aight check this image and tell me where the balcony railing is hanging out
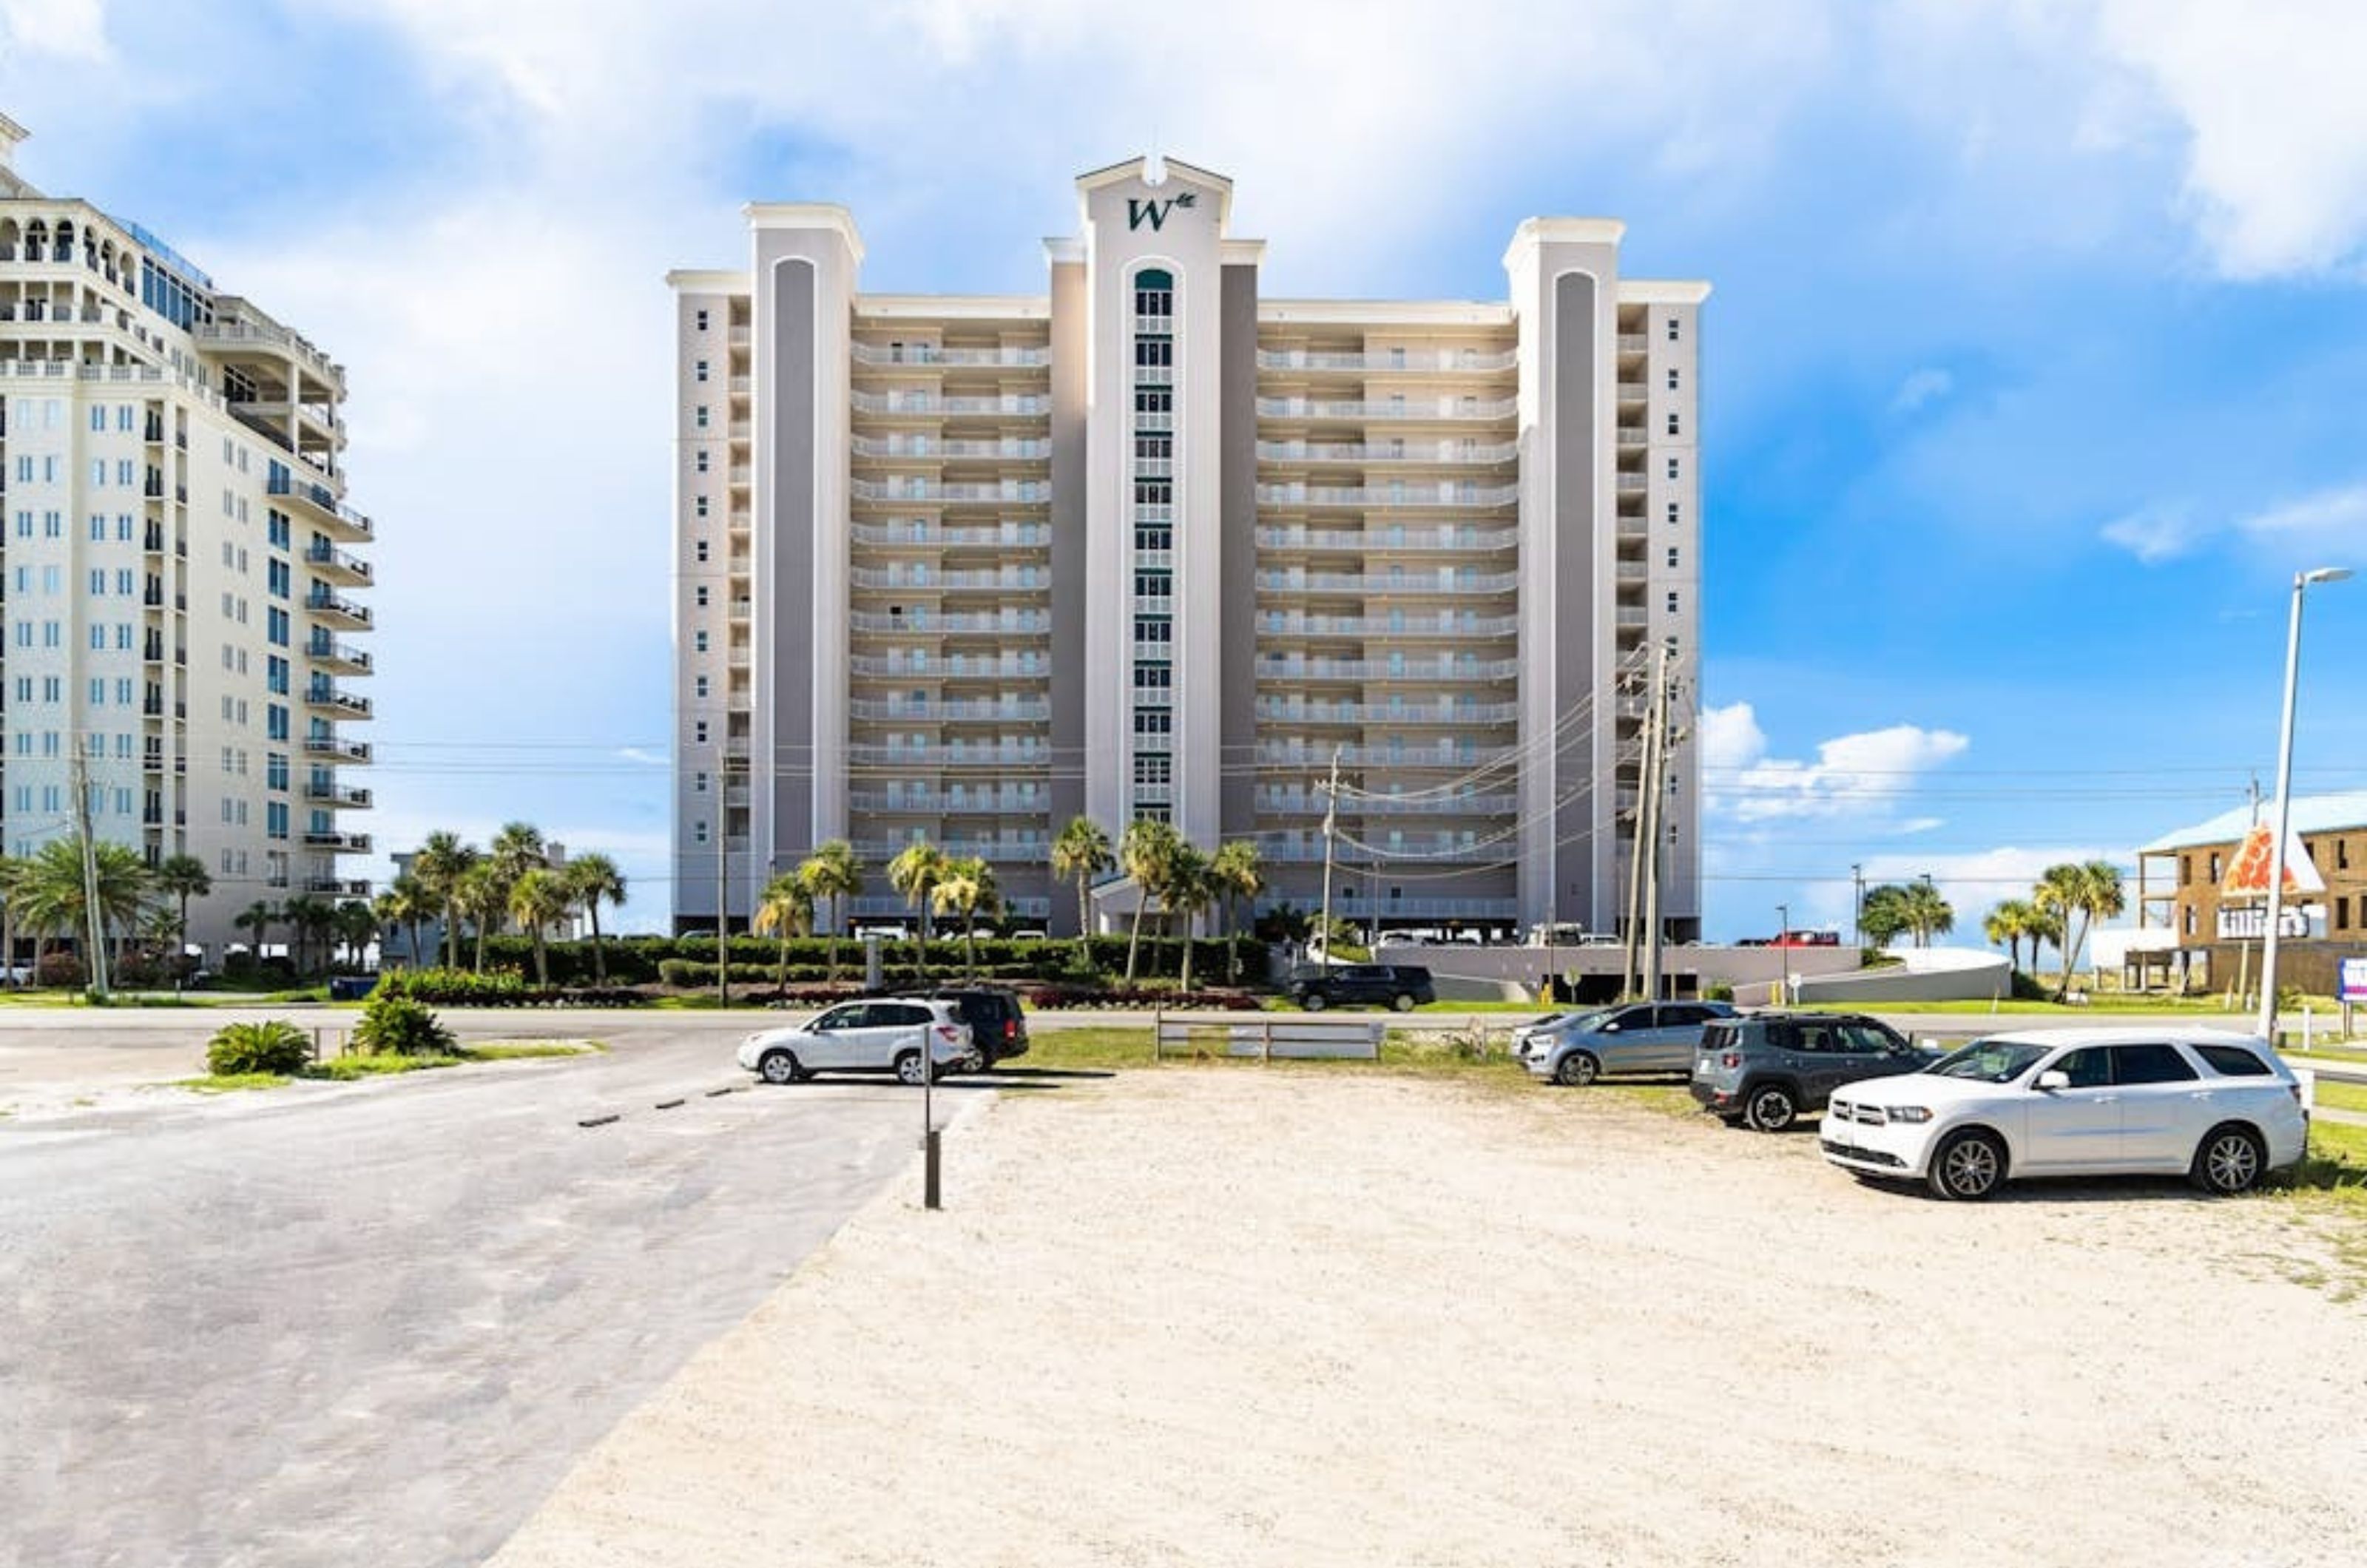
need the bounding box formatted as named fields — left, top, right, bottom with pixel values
left=851, top=392, right=1051, bottom=417
left=1256, top=570, right=1520, bottom=595
left=303, top=736, right=373, bottom=763
left=1618, top=334, right=1651, bottom=352
left=301, top=877, right=374, bottom=896
left=849, top=343, right=1050, bottom=368
left=1255, top=741, right=1520, bottom=768
left=845, top=743, right=1047, bottom=766
left=848, top=791, right=1050, bottom=814
left=1257, top=700, right=1521, bottom=726
left=266, top=470, right=374, bottom=539
left=1256, top=397, right=1516, bottom=421
left=302, top=831, right=374, bottom=853
left=850, top=521, right=1051, bottom=549
left=849, top=655, right=1047, bottom=679
left=1253, top=893, right=1518, bottom=919
left=1257, top=440, right=1519, bottom=465
left=848, top=609, right=1050, bottom=635
left=303, top=783, right=373, bottom=808
left=303, top=542, right=372, bottom=582
left=849, top=435, right=1052, bottom=460
left=1257, top=527, right=1517, bottom=553
left=851, top=479, right=1051, bottom=505
left=1257, top=790, right=1519, bottom=816
left=1260, top=614, right=1519, bottom=640
left=1251, top=839, right=1507, bottom=865
left=848, top=697, right=1052, bottom=722
left=306, top=637, right=373, bottom=673
left=848, top=839, right=1050, bottom=862
left=1256, top=348, right=1518, bottom=374
left=850, top=567, right=1049, bottom=592
left=1257, top=656, right=1521, bottom=682
left=305, top=685, right=374, bottom=718
left=305, top=589, right=371, bottom=628
left=1257, top=483, right=1518, bottom=510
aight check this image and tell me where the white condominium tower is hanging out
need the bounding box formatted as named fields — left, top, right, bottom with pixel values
left=0, top=117, right=375, bottom=956
left=671, top=157, right=1703, bottom=941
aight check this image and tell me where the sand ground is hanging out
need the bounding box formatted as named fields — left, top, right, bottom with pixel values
left=489, top=1070, right=2366, bottom=1567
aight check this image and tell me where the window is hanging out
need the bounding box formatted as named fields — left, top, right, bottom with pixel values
left=695, top=675, right=709, bottom=698
left=695, top=771, right=709, bottom=793
left=695, top=359, right=709, bottom=383
left=1667, top=547, right=1679, bottom=568
left=1666, top=317, right=1680, bottom=342
left=695, top=308, right=709, bottom=331
left=1665, top=457, right=1680, bottom=481
left=1133, top=572, right=1172, bottom=600
left=1132, top=710, right=1172, bottom=736
left=1133, top=339, right=1172, bottom=368
left=695, top=450, right=709, bottom=473
left=1134, top=617, right=1171, bottom=644
left=2338, top=896, right=2351, bottom=932
left=695, top=496, right=709, bottom=518
left=2208, top=852, right=2221, bottom=882
left=695, top=406, right=709, bottom=429
left=2053, top=1047, right=2111, bottom=1089
left=695, top=541, right=709, bottom=564
left=1666, top=413, right=1681, bottom=436
left=693, top=720, right=709, bottom=743
left=1665, top=591, right=1679, bottom=614
left=1132, top=663, right=1172, bottom=690
left=1134, top=755, right=1171, bottom=785
left=2195, top=1044, right=2272, bottom=1077
left=695, top=586, right=709, bottom=607
left=2112, top=1044, right=2198, bottom=1085
left=693, top=820, right=709, bottom=845
left=1667, top=368, right=1680, bottom=391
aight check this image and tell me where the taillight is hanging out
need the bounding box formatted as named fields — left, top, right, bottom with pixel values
left=1004, top=1019, right=1017, bottom=1041
left=936, top=1024, right=962, bottom=1043
left=1723, top=1052, right=1741, bottom=1069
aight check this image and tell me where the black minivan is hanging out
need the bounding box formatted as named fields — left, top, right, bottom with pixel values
left=919, top=985, right=1031, bottom=1072
left=1287, top=964, right=1436, bottom=1013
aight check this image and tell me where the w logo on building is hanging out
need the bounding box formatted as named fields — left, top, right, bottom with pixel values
left=1127, top=191, right=1198, bottom=232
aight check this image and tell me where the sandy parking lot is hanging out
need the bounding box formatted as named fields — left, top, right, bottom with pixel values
left=492, top=1071, right=2365, bottom=1567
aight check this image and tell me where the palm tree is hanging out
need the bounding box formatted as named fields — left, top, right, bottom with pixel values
left=0, top=854, right=26, bottom=981
left=2033, top=864, right=2082, bottom=1000
left=413, top=831, right=478, bottom=969
left=234, top=899, right=278, bottom=963
left=375, top=877, right=432, bottom=971
left=562, top=853, right=627, bottom=982
left=930, top=856, right=999, bottom=979
left=278, top=893, right=330, bottom=976
left=1984, top=899, right=2026, bottom=974
left=1897, top=881, right=1954, bottom=948
left=14, top=840, right=156, bottom=976
left=1857, top=884, right=1912, bottom=951
left=507, top=868, right=572, bottom=986
left=1050, top=816, right=1114, bottom=956
left=154, top=854, right=212, bottom=962
left=752, top=871, right=816, bottom=988
left=486, top=822, right=550, bottom=939
left=334, top=900, right=378, bottom=969
left=1165, top=842, right=1215, bottom=990
left=796, top=840, right=862, bottom=981
left=886, top=840, right=950, bottom=981
left=1208, top=839, right=1265, bottom=984
left=1119, top=817, right=1183, bottom=984
left=2035, top=860, right=2124, bottom=1001
left=457, top=861, right=507, bottom=973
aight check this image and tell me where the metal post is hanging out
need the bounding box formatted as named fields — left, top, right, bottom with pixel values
left=1317, top=748, right=1340, bottom=967
left=1851, top=863, right=1863, bottom=951
left=1777, top=902, right=1792, bottom=1007
left=1644, top=652, right=1672, bottom=1003
left=71, top=748, right=109, bottom=998
left=2259, top=567, right=2351, bottom=1039
left=921, top=1030, right=939, bottom=1210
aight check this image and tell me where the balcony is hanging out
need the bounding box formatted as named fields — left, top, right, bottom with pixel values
left=301, top=877, right=374, bottom=897
left=849, top=567, right=1049, bottom=593
left=303, top=541, right=372, bottom=584
left=303, top=782, right=373, bottom=808
left=848, top=791, right=1050, bottom=814
left=844, top=743, right=1047, bottom=767
left=1257, top=893, right=1518, bottom=921
left=302, top=830, right=374, bottom=854
left=305, top=637, right=373, bottom=675
left=1256, top=397, right=1516, bottom=422
left=849, top=654, right=1047, bottom=680
left=848, top=609, right=1050, bottom=635
left=1616, top=425, right=1648, bottom=450
left=851, top=392, right=1050, bottom=418
left=848, top=697, right=1052, bottom=723
left=305, top=684, right=374, bottom=720
left=1257, top=700, right=1521, bottom=726
left=1252, top=839, right=1508, bottom=865
left=1257, top=483, right=1518, bottom=510
left=1616, top=474, right=1648, bottom=494
left=849, top=435, right=1051, bottom=461
left=1257, top=655, right=1520, bottom=682
left=1257, top=440, right=1519, bottom=466
left=267, top=470, right=374, bottom=540
left=1260, top=613, right=1519, bottom=641
left=1257, top=790, right=1519, bottom=816
left=303, top=736, right=374, bottom=763
left=1257, top=526, right=1518, bottom=554
left=849, top=521, right=1049, bottom=550
left=851, top=479, right=1050, bottom=507
left=305, top=589, right=372, bottom=629
left=848, top=838, right=1050, bottom=862
left=1256, top=570, right=1520, bottom=596
left=1256, top=741, right=1519, bottom=769
left=1256, top=348, right=1517, bottom=374
left=1618, top=334, right=1650, bottom=354
left=849, top=343, right=1050, bottom=368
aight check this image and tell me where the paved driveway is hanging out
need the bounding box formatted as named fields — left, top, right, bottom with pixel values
left=0, top=1032, right=1004, bottom=1568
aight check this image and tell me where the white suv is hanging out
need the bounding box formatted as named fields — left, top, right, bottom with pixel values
left=737, top=998, right=972, bottom=1086
left=1821, top=1027, right=2308, bottom=1200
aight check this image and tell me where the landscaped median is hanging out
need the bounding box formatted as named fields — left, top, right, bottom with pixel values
left=172, top=1003, right=601, bottom=1094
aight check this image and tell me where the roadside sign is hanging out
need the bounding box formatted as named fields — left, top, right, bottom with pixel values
left=2341, top=958, right=2367, bottom=1004
left=2219, top=824, right=2327, bottom=898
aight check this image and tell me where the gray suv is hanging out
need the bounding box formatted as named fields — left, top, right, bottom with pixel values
left=1516, top=1001, right=1738, bottom=1085
left=1688, top=1012, right=1935, bottom=1131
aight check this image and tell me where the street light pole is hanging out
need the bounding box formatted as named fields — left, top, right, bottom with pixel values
left=1777, top=901, right=1792, bottom=1007
left=1851, top=862, right=1863, bottom=950
left=2258, top=566, right=2352, bottom=1041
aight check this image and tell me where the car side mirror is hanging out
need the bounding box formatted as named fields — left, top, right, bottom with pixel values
left=2034, top=1069, right=2069, bottom=1092
left=1601, top=1022, right=1621, bottom=1033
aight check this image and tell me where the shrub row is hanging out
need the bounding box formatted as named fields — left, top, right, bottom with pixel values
left=373, top=967, right=644, bottom=1008
left=442, top=933, right=1269, bottom=987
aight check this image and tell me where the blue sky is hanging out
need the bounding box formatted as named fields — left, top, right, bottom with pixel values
left=4, top=0, right=2364, bottom=940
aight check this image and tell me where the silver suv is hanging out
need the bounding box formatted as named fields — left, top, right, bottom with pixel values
left=1516, top=1001, right=1738, bottom=1085
left=1688, top=1012, right=1935, bottom=1131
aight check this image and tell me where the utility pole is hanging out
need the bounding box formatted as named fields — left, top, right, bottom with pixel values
left=1621, top=652, right=1660, bottom=1000
left=1851, top=862, right=1865, bottom=950
left=71, top=748, right=109, bottom=998
left=1777, top=902, right=1792, bottom=1005
left=715, top=746, right=731, bottom=1005
left=1317, top=747, right=1340, bottom=966
left=1644, top=653, right=1678, bottom=1004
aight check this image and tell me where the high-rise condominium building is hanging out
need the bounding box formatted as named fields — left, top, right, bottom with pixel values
left=671, top=157, right=1702, bottom=941
left=0, top=117, right=374, bottom=957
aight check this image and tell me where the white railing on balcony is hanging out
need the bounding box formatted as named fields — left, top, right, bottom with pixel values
left=1257, top=439, right=1519, bottom=465
left=1616, top=473, right=1648, bottom=493
left=849, top=839, right=1050, bottom=862
left=1133, top=549, right=1175, bottom=572
left=1252, top=839, right=1506, bottom=865
left=1252, top=894, right=1518, bottom=919
left=1616, top=606, right=1650, bottom=627
left=850, top=654, right=1049, bottom=678
left=850, top=521, right=1050, bottom=549
left=1135, top=458, right=1174, bottom=478
left=1257, top=396, right=1517, bottom=421
left=1259, top=613, right=1519, bottom=639
left=1615, top=559, right=1648, bottom=583
left=1257, top=482, right=1518, bottom=510
left=848, top=791, right=1050, bottom=814
left=847, top=743, right=1049, bottom=766
left=851, top=392, right=1052, bottom=416
left=1257, top=700, right=1521, bottom=726
left=1257, top=570, right=1521, bottom=595
left=850, top=566, right=1049, bottom=592
left=851, top=479, right=1052, bottom=505
left=850, top=342, right=1051, bottom=368
left=1257, top=655, right=1520, bottom=682
left=1616, top=426, right=1648, bottom=449
left=1132, top=314, right=1174, bottom=335
left=850, top=435, right=1052, bottom=460
left=1256, top=347, right=1518, bottom=374
left=1133, top=412, right=1175, bottom=433
left=1257, top=526, right=1517, bottom=553
left=1617, top=379, right=1648, bottom=402
left=1257, top=790, right=1519, bottom=816
left=849, top=609, right=1050, bottom=634
left=1257, top=742, right=1518, bottom=768
left=849, top=697, right=1052, bottom=722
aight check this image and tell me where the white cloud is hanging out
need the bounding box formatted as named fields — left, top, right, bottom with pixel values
left=2238, top=483, right=2367, bottom=545
left=616, top=747, right=669, bottom=767
left=2090, top=0, right=2367, bottom=277
left=1706, top=711, right=1970, bottom=825
left=0, top=0, right=110, bottom=61
left=2100, top=504, right=2203, bottom=563
left=1857, top=845, right=2121, bottom=953
left=1890, top=366, right=1954, bottom=413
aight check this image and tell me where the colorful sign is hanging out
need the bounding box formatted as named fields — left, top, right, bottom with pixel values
left=2218, top=823, right=2327, bottom=898
left=2341, top=958, right=2367, bottom=1004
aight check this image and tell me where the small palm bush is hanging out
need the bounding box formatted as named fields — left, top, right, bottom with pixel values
left=353, top=994, right=456, bottom=1057
left=206, top=1020, right=312, bottom=1076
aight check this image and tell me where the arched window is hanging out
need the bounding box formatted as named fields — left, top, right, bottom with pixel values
left=1133, top=268, right=1173, bottom=320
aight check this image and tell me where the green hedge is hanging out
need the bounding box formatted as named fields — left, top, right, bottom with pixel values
left=441, top=933, right=1268, bottom=987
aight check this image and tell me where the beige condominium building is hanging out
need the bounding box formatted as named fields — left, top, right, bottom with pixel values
left=0, top=117, right=374, bottom=957
left=670, top=157, right=1703, bottom=941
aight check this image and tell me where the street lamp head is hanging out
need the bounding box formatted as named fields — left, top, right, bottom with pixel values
left=2300, top=566, right=2352, bottom=587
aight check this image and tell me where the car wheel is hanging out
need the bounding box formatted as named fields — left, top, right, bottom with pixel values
left=1553, top=1051, right=1599, bottom=1087
left=757, top=1050, right=802, bottom=1086
left=894, top=1050, right=929, bottom=1086
left=1302, top=991, right=1328, bottom=1012
left=2190, top=1123, right=2266, bottom=1195
left=1743, top=1083, right=1798, bottom=1133
left=1927, top=1129, right=2006, bottom=1201
left=1391, top=993, right=1417, bottom=1013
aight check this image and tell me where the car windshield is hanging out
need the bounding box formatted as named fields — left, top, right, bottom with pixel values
left=1559, top=1008, right=1621, bottom=1033
left=1927, top=1041, right=2050, bottom=1084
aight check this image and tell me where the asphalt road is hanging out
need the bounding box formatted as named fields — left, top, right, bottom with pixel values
left=0, top=1024, right=1033, bottom=1568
